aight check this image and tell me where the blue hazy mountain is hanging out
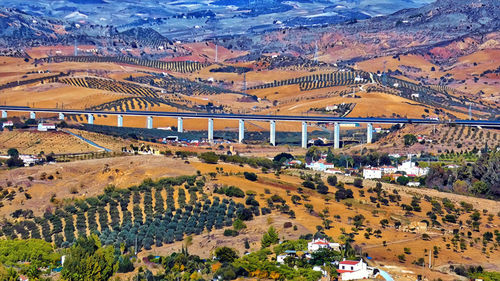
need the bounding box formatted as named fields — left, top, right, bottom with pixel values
left=0, top=0, right=435, bottom=40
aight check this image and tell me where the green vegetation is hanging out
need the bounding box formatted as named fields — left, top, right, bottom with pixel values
left=61, top=235, right=117, bottom=281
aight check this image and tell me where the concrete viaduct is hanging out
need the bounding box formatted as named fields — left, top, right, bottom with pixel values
left=1, top=106, right=499, bottom=148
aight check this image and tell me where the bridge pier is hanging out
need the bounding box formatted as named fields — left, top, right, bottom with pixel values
left=87, top=114, right=94, bottom=125
left=29, top=111, right=36, bottom=119
left=147, top=116, right=153, bottom=129
left=334, top=122, right=340, bottom=149
left=59, top=113, right=64, bottom=120
left=208, top=118, right=214, bottom=143
left=270, top=120, right=276, bottom=146
left=177, top=117, right=183, bottom=133
left=1, top=110, right=6, bottom=119
left=238, top=119, right=244, bottom=143
left=301, top=121, right=307, bottom=149
left=117, top=115, right=123, bottom=127
left=367, top=123, right=373, bottom=144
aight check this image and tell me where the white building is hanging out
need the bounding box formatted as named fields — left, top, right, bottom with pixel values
left=363, top=168, right=382, bottom=179
left=19, top=155, right=40, bottom=166
left=380, top=165, right=397, bottom=174
left=307, top=238, right=341, bottom=252
left=407, top=181, right=421, bottom=187
left=325, top=105, right=338, bottom=111
left=306, top=159, right=335, bottom=172
left=325, top=168, right=343, bottom=174
left=337, top=259, right=375, bottom=280
left=397, top=158, right=429, bottom=177
left=2, top=121, right=13, bottom=129
left=37, top=123, right=56, bottom=131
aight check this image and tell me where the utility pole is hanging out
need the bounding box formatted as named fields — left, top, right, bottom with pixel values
left=243, top=72, right=247, bottom=94
left=74, top=38, right=78, bottom=56
left=215, top=43, right=218, bottom=63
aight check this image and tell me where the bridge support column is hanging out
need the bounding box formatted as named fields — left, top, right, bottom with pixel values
left=270, top=120, right=276, bottom=146
left=301, top=121, right=307, bottom=149
left=87, top=114, right=94, bottom=124
left=334, top=122, right=340, bottom=149
left=117, top=115, right=123, bottom=127
left=147, top=116, right=153, bottom=129
left=58, top=113, right=64, bottom=120
left=1, top=110, right=6, bottom=118
left=367, top=123, right=373, bottom=144
left=238, top=119, right=244, bottom=143
left=29, top=111, right=36, bottom=119
left=177, top=117, right=183, bottom=133
left=208, top=118, right=214, bottom=143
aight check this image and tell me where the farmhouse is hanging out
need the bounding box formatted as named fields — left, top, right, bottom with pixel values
left=397, top=159, right=429, bottom=177
left=306, top=159, right=335, bottom=172
left=363, top=168, right=382, bottom=179
left=337, top=259, right=376, bottom=280
left=2, top=121, right=13, bottom=129
left=37, top=122, right=56, bottom=131
left=307, top=238, right=341, bottom=252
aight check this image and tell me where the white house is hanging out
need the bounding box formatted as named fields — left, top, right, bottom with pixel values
left=337, top=259, right=375, bottom=280
left=407, top=181, right=421, bottom=187
left=325, top=168, right=343, bottom=174
left=380, top=165, right=397, bottom=174
left=397, top=158, right=429, bottom=177
left=19, top=155, right=40, bottom=166
left=325, top=105, right=338, bottom=111
left=363, top=168, right=382, bottom=179
left=306, top=159, right=335, bottom=172
left=2, top=121, right=13, bottom=129
left=307, top=238, right=341, bottom=252
left=37, top=123, right=56, bottom=131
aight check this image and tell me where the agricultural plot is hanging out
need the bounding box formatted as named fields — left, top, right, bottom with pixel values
left=127, top=74, right=240, bottom=96
left=39, top=56, right=209, bottom=73
left=60, top=77, right=159, bottom=98
left=248, top=71, right=368, bottom=91
left=0, top=176, right=258, bottom=253
left=372, top=74, right=491, bottom=117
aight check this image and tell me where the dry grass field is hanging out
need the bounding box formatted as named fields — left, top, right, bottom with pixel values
left=0, top=155, right=195, bottom=218
left=0, top=130, right=102, bottom=155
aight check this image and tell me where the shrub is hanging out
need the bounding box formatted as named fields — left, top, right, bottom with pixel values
left=353, top=178, right=363, bottom=188
left=316, top=183, right=329, bottom=194
left=243, top=172, right=257, bottom=181
left=302, top=180, right=315, bottom=189
left=223, top=229, right=239, bottom=237
left=327, top=175, right=337, bottom=186
left=199, top=152, right=219, bottom=164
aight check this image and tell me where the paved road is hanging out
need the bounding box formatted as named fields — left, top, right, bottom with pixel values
left=1, top=106, right=499, bottom=127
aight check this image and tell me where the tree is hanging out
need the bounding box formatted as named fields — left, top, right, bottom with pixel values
left=397, top=176, right=410, bottom=186
left=243, top=172, right=258, bottom=181
left=379, top=219, right=389, bottom=228
left=7, top=148, right=19, bottom=158
left=353, top=178, right=363, bottom=188
left=61, top=234, right=118, bottom=281
left=215, top=247, right=238, bottom=263
left=273, top=152, right=293, bottom=164
left=403, top=134, right=417, bottom=146
left=327, top=175, right=337, bottom=186
left=353, top=214, right=365, bottom=229
left=261, top=226, right=279, bottom=248
left=6, top=148, right=23, bottom=167
left=233, top=219, right=247, bottom=231
left=316, top=183, right=329, bottom=194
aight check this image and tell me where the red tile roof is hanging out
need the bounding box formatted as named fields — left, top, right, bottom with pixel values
left=337, top=269, right=354, bottom=273
left=339, top=260, right=360, bottom=265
